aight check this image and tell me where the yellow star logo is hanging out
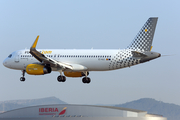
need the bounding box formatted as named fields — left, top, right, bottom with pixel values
left=145, top=29, right=148, bottom=32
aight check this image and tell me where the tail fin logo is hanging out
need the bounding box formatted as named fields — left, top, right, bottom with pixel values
left=59, top=107, right=67, bottom=115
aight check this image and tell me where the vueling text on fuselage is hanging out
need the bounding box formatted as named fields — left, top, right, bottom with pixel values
left=41, top=50, right=52, bottom=54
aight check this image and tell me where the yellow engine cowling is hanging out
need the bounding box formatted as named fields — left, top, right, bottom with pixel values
left=26, top=64, right=51, bottom=75
left=64, top=71, right=88, bottom=77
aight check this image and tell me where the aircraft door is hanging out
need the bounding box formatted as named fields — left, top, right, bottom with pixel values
left=14, top=53, right=19, bottom=63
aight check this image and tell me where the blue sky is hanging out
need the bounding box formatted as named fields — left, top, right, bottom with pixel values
left=0, top=0, right=180, bottom=105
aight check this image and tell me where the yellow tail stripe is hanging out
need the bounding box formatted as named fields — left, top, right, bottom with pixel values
left=150, top=46, right=153, bottom=51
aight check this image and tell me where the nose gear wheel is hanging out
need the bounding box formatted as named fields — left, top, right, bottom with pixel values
left=20, top=70, right=26, bottom=82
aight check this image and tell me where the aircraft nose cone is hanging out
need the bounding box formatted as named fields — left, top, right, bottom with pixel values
left=3, top=59, right=8, bottom=67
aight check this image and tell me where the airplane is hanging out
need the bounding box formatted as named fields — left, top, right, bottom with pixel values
left=3, top=17, right=161, bottom=84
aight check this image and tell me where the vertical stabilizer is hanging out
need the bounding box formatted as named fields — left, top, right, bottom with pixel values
left=127, top=17, right=158, bottom=51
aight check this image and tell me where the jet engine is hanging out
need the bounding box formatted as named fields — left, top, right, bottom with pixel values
left=26, top=64, right=51, bottom=75
left=64, top=71, right=89, bottom=77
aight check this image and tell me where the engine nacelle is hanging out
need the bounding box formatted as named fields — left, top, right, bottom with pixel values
left=64, top=71, right=89, bottom=77
left=26, top=64, right=51, bottom=75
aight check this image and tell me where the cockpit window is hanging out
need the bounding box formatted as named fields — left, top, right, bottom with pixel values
left=8, top=54, right=12, bottom=58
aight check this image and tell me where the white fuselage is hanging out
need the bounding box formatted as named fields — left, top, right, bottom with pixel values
left=3, top=49, right=140, bottom=72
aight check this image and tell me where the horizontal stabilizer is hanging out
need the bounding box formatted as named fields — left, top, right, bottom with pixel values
left=132, top=51, right=147, bottom=57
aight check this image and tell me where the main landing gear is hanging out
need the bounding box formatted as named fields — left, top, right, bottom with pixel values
left=57, top=75, right=66, bottom=82
left=57, top=69, right=66, bottom=82
left=82, top=71, right=91, bottom=84
left=82, top=77, right=91, bottom=84
left=20, top=70, right=25, bottom=82
left=57, top=70, right=91, bottom=84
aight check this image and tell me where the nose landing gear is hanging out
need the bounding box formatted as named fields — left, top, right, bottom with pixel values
left=20, top=70, right=25, bottom=82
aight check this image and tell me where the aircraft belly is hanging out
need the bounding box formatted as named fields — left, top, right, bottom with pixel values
left=75, top=60, right=110, bottom=71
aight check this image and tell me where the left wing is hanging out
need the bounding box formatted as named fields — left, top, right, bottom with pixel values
left=30, top=36, right=73, bottom=70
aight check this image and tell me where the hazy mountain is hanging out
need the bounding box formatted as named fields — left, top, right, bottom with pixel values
left=115, top=98, right=180, bottom=120
left=0, top=96, right=66, bottom=112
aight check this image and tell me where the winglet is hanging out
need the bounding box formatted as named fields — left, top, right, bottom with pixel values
left=31, top=35, right=39, bottom=49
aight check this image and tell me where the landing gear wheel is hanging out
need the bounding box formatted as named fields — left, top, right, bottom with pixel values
left=20, top=70, right=26, bottom=82
left=82, top=77, right=91, bottom=84
left=57, top=75, right=66, bottom=82
left=61, top=76, right=66, bottom=82
left=87, top=77, right=91, bottom=83
left=20, top=77, right=25, bottom=82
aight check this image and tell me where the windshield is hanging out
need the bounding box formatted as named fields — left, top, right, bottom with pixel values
left=8, top=54, right=12, bottom=58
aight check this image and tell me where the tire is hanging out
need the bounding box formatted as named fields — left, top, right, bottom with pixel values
left=20, top=77, right=25, bottom=82
left=82, top=77, right=86, bottom=83
left=62, top=76, right=66, bottom=82
left=87, top=77, right=91, bottom=83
